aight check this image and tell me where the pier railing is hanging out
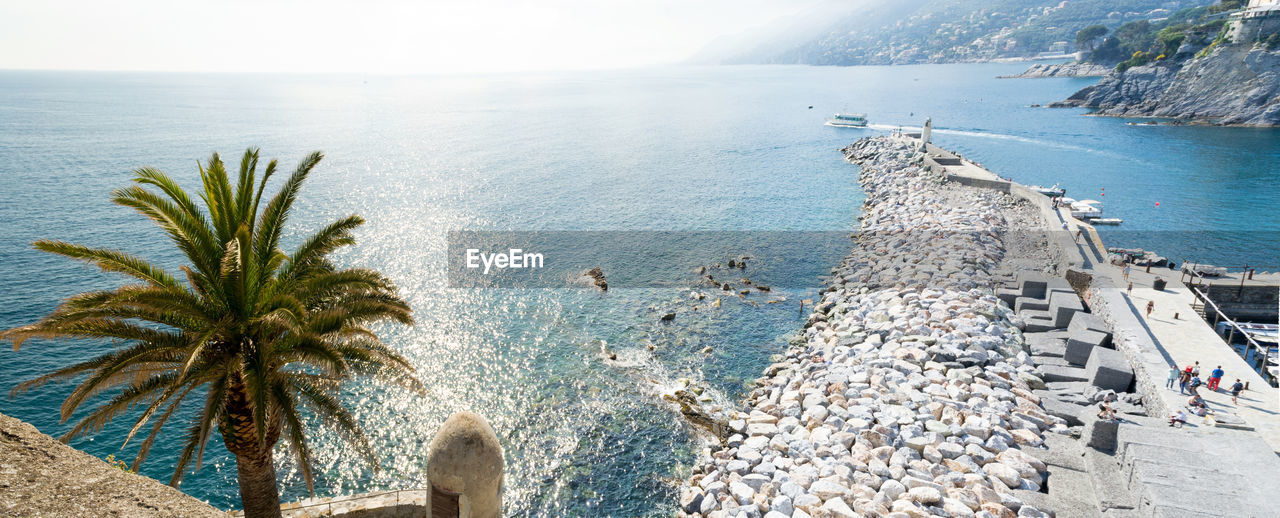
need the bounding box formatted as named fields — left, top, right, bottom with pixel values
left=276, top=488, right=428, bottom=517
left=1180, top=262, right=1279, bottom=288
left=1187, top=284, right=1277, bottom=387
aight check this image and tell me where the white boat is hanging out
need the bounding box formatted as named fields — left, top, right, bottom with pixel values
left=826, top=113, right=868, bottom=128
left=1029, top=183, right=1065, bottom=197
left=1091, top=218, right=1123, bottom=225
left=1070, top=199, right=1103, bottom=219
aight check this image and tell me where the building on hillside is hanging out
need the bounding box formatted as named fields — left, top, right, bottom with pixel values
left=1048, top=41, right=1070, bottom=53
left=1227, top=0, right=1280, bottom=42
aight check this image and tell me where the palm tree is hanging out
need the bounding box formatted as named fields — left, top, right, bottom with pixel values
left=2, top=149, right=422, bottom=518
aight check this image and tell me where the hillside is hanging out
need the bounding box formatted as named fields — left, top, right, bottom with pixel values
left=700, top=0, right=1219, bottom=66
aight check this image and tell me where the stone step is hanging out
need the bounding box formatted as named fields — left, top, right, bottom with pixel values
left=1033, top=467, right=1102, bottom=518
left=1039, top=364, right=1089, bottom=383
left=1026, top=331, right=1068, bottom=357
left=1039, top=397, right=1089, bottom=426
left=1084, top=445, right=1139, bottom=513
left=1113, top=421, right=1280, bottom=517
left=1027, top=431, right=1087, bottom=472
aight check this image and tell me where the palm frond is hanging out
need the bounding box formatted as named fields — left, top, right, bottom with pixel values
left=292, top=377, right=379, bottom=469
left=252, top=152, right=323, bottom=279
left=5, top=148, right=420, bottom=496
left=33, top=240, right=181, bottom=289
left=59, top=371, right=183, bottom=442
left=112, top=184, right=219, bottom=277
left=273, top=382, right=317, bottom=495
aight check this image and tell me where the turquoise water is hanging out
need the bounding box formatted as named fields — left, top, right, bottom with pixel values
left=0, top=64, right=1276, bottom=515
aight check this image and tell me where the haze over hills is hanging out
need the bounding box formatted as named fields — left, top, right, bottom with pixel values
left=695, top=0, right=1219, bottom=65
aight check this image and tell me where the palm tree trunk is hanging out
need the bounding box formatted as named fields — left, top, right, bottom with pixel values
left=234, top=450, right=282, bottom=518
left=222, top=374, right=283, bottom=518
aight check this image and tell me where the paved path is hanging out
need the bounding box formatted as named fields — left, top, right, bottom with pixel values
left=905, top=131, right=1280, bottom=451
left=1086, top=236, right=1280, bottom=452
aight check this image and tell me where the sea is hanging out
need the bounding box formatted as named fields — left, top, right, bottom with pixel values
left=0, top=63, right=1276, bottom=515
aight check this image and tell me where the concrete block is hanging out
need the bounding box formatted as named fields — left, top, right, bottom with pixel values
left=1047, top=290, right=1084, bottom=328
left=1082, top=414, right=1119, bottom=452
left=1039, top=364, right=1089, bottom=383
left=1029, top=340, right=1066, bottom=358
left=996, top=288, right=1021, bottom=307
left=1046, top=278, right=1073, bottom=293
left=1044, top=381, right=1091, bottom=393
left=1014, top=295, right=1049, bottom=313
left=1027, top=432, right=1088, bottom=472
left=1031, top=355, right=1070, bottom=368
left=1016, top=271, right=1051, bottom=299
left=1067, top=312, right=1109, bottom=335
left=1040, top=398, right=1088, bottom=426
left=1064, top=329, right=1111, bottom=366
left=1023, top=319, right=1058, bottom=332
left=1085, top=347, right=1133, bottom=392
left=1015, top=286, right=1074, bottom=313
left=1025, top=331, right=1068, bottom=357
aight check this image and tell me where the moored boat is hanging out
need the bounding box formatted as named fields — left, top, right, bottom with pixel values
left=1029, top=183, right=1065, bottom=197
left=1069, top=199, right=1103, bottom=219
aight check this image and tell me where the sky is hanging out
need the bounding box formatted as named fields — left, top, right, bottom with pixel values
left=0, top=0, right=828, bottom=74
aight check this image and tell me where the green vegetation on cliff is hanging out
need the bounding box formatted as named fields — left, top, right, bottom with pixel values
left=1081, top=2, right=1232, bottom=69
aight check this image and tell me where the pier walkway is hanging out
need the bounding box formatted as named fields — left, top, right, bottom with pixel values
left=903, top=130, right=1280, bottom=515
left=903, top=130, right=1280, bottom=452
left=1092, top=252, right=1280, bottom=452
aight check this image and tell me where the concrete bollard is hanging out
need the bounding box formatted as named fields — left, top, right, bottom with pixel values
left=427, top=412, right=504, bottom=518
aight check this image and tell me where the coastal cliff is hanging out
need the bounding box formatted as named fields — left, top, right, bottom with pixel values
left=999, top=63, right=1110, bottom=79
left=0, top=412, right=227, bottom=517
left=1061, top=45, right=1280, bottom=125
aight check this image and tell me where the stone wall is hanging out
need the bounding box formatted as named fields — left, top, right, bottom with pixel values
left=0, top=412, right=228, bottom=518
left=269, top=491, right=427, bottom=518
left=1228, top=13, right=1280, bottom=44
left=1203, top=282, right=1280, bottom=320
left=1081, top=281, right=1173, bottom=419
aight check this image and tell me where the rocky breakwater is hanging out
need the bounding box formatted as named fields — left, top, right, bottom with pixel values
left=677, top=136, right=1064, bottom=518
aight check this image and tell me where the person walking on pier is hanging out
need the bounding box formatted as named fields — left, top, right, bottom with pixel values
left=1123, top=264, right=1131, bottom=281
left=1188, top=375, right=1203, bottom=396
left=1190, top=361, right=1200, bottom=378
left=1208, top=366, right=1224, bottom=391
left=1167, top=365, right=1180, bottom=390
left=1231, top=379, right=1245, bottom=404
left=1146, top=300, right=1154, bottom=317
left=1178, top=369, right=1192, bottom=394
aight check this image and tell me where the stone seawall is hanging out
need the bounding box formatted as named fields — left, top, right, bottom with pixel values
left=1081, top=280, right=1174, bottom=420
left=0, top=412, right=228, bottom=518
left=677, top=137, right=1065, bottom=518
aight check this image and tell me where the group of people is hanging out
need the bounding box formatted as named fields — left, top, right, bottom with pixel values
left=1165, top=360, right=1248, bottom=427
left=1167, top=361, right=1243, bottom=401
